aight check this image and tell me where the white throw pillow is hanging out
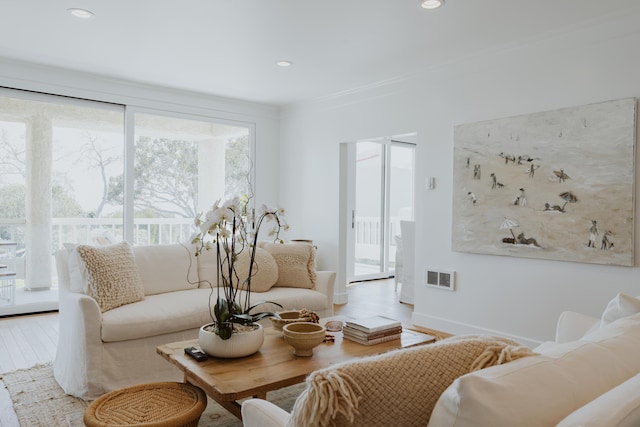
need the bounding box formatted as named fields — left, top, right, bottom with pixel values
left=601, top=292, right=640, bottom=327
left=428, top=313, right=640, bottom=427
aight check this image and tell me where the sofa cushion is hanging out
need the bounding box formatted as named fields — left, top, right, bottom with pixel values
left=556, top=373, right=640, bottom=427
left=196, top=249, right=217, bottom=288
left=242, top=286, right=329, bottom=314
left=196, top=247, right=279, bottom=292
left=101, top=288, right=212, bottom=342
left=132, top=243, right=199, bottom=295
left=100, top=286, right=330, bottom=342
left=259, top=242, right=316, bottom=289
left=76, top=242, right=145, bottom=313
left=428, top=313, right=640, bottom=427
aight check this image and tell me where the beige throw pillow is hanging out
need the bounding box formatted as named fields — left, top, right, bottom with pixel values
left=76, top=242, right=145, bottom=312
left=259, top=242, right=316, bottom=289
left=228, top=247, right=279, bottom=292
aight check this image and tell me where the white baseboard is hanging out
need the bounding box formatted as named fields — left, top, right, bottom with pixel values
left=412, top=312, right=543, bottom=349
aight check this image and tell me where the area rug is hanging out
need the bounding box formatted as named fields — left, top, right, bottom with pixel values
left=1, top=364, right=304, bottom=426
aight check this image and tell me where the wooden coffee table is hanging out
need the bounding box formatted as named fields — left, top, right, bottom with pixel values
left=157, top=323, right=435, bottom=420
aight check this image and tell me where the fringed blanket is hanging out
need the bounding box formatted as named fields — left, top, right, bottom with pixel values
left=287, top=335, right=536, bottom=427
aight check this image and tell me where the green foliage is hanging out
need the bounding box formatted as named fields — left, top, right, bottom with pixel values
left=107, top=137, right=199, bottom=218
left=52, top=185, right=83, bottom=218
left=0, top=184, right=25, bottom=219
left=0, top=184, right=82, bottom=219
left=107, top=134, right=250, bottom=220
left=225, top=135, right=250, bottom=199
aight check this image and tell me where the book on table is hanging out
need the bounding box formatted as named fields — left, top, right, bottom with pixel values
left=343, top=315, right=403, bottom=345
left=342, top=331, right=402, bottom=346
left=345, top=315, right=402, bottom=334
left=342, top=325, right=402, bottom=341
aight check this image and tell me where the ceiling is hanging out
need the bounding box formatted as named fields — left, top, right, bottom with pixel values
left=1, top=0, right=637, bottom=106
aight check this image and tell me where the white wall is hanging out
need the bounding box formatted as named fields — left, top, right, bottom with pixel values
left=280, top=10, right=640, bottom=346
left=0, top=58, right=281, bottom=209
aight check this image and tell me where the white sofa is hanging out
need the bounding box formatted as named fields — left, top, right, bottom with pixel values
left=242, top=293, right=640, bottom=427
left=53, top=242, right=336, bottom=400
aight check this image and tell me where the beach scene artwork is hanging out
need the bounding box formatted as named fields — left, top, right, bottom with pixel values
left=452, top=98, right=636, bottom=266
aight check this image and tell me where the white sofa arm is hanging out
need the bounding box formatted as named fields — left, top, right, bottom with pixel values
left=53, top=248, right=105, bottom=399
left=241, top=399, right=290, bottom=427
left=315, top=271, right=336, bottom=315
left=53, top=288, right=105, bottom=399
left=555, top=310, right=600, bottom=343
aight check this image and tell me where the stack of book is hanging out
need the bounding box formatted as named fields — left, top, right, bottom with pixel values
left=343, top=315, right=402, bottom=345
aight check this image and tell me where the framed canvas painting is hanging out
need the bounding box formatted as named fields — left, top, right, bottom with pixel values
left=452, top=98, right=636, bottom=266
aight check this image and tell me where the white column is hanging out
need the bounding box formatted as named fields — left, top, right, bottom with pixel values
left=25, top=114, right=52, bottom=290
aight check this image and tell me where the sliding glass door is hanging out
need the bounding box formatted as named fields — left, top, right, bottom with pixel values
left=346, top=137, right=415, bottom=283
left=0, top=91, right=125, bottom=293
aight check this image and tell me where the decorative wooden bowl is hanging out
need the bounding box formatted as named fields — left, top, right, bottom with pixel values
left=271, top=310, right=315, bottom=331
left=282, top=322, right=326, bottom=357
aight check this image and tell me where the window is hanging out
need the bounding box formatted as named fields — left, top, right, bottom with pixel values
left=127, top=112, right=251, bottom=245
left=0, top=90, right=253, bottom=297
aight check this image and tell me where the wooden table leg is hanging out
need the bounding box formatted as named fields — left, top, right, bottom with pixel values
left=217, top=400, right=243, bottom=419
left=214, top=391, right=267, bottom=420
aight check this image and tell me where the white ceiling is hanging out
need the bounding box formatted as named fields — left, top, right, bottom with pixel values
left=1, top=0, right=638, bottom=106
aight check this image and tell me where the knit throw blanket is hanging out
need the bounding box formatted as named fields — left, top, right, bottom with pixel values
left=287, top=335, right=536, bottom=427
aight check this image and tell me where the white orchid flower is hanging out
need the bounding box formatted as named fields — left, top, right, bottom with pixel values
left=260, top=204, right=275, bottom=214
left=223, top=197, right=240, bottom=212
left=208, top=207, right=235, bottom=225
left=218, top=227, right=231, bottom=239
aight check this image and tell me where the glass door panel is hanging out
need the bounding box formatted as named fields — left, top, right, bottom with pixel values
left=347, top=138, right=415, bottom=284
left=354, top=141, right=384, bottom=277
left=0, top=91, right=125, bottom=298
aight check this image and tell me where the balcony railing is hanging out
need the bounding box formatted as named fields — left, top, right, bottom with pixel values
left=1, top=216, right=401, bottom=279
left=2, top=216, right=398, bottom=250
left=51, top=217, right=195, bottom=248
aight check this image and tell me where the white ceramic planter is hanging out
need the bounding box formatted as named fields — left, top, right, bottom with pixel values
left=198, top=323, right=264, bottom=358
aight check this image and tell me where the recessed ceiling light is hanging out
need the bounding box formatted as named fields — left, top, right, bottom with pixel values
left=67, top=8, right=94, bottom=19
left=421, top=0, right=444, bottom=9
left=275, top=60, right=293, bottom=67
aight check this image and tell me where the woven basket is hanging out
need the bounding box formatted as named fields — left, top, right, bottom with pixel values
left=84, top=382, right=207, bottom=427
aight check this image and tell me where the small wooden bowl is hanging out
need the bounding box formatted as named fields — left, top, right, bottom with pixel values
left=271, top=310, right=314, bottom=331
left=282, top=322, right=326, bottom=357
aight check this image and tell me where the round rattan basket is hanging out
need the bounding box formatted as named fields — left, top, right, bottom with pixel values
left=84, top=382, right=207, bottom=427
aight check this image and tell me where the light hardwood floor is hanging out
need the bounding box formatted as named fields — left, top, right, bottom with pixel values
left=0, top=278, right=443, bottom=425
